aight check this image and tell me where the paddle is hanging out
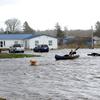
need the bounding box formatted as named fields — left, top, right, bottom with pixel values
left=74, top=47, right=80, bottom=52
left=72, top=47, right=80, bottom=55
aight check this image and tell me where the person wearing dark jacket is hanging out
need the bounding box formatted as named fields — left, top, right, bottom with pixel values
left=69, top=50, right=76, bottom=56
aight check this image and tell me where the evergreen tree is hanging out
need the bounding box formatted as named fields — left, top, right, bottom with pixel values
left=23, top=21, right=35, bottom=33
left=94, top=21, right=100, bottom=37
left=55, top=22, right=65, bottom=38
left=55, top=22, right=65, bottom=45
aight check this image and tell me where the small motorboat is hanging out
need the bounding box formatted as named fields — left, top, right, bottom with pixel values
left=55, top=54, right=79, bottom=60
left=30, top=60, right=37, bottom=65
left=87, top=53, right=100, bottom=56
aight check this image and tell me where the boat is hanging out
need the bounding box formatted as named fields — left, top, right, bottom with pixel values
left=55, top=54, right=79, bottom=60
left=87, top=53, right=100, bottom=56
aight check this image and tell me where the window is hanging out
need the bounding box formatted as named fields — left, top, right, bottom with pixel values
left=14, top=41, right=18, bottom=44
left=4, top=41, right=5, bottom=46
left=35, top=41, right=39, bottom=46
left=49, top=40, right=52, bottom=46
left=0, top=41, right=3, bottom=47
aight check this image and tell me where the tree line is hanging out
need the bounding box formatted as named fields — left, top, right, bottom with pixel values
left=0, top=18, right=100, bottom=38
left=0, top=18, right=67, bottom=39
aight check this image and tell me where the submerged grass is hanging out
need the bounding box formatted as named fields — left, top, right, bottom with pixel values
left=0, top=53, right=40, bottom=58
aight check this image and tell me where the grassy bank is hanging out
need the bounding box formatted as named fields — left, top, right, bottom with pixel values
left=0, top=53, right=40, bottom=58
left=0, top=97, right=6, bottom=100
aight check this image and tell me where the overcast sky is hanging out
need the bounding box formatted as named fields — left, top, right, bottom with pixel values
left=0, top=0, right=100, bottom=30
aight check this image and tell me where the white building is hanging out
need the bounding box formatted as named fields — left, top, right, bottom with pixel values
left=0, top=34, right=58, bottom=49
left=93, top=36, right=100, bottom=45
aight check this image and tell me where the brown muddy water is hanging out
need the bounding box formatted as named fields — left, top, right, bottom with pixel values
left=0, top=49, right=100, bottom=100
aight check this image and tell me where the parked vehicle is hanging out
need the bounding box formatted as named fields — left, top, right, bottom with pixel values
left=33, top=44, right=49, bottom=52
left=9, top=44, right=24, bottom=53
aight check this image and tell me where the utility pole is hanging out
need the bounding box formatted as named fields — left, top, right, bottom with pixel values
left=91, top=26, right=94, bottom=49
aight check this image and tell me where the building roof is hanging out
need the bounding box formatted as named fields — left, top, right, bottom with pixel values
left=0, top=34, right=34, bottom=40
left=93, top=36, right=100, bottom=41
left=32, top=34, right=57, bottom=39
left=0, top=33, right=57, bottom=40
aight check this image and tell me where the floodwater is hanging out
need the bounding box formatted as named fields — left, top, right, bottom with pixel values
left=0, top=49, right=100, bottom=100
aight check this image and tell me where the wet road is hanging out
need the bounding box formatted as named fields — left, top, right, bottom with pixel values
left=0, top=49, right=100, bottom=100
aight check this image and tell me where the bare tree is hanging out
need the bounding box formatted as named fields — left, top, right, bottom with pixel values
left=0, top=28, right=4, bottom=33
left=64, top=26, right=68, bottom=33
left=5, top=18, right=21, bottom=33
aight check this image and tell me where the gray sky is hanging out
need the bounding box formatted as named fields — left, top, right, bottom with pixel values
left=0, top=0, right=100, bottom=30
left=0, top=0, right=18, bottom=6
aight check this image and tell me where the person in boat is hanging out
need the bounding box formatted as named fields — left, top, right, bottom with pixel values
left=64, top=49, right=77, bottom=57
left=69, top=49, right=76, bottom=56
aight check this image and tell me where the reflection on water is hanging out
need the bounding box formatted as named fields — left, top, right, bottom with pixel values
left=0, top=49, right=100, bottom=100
